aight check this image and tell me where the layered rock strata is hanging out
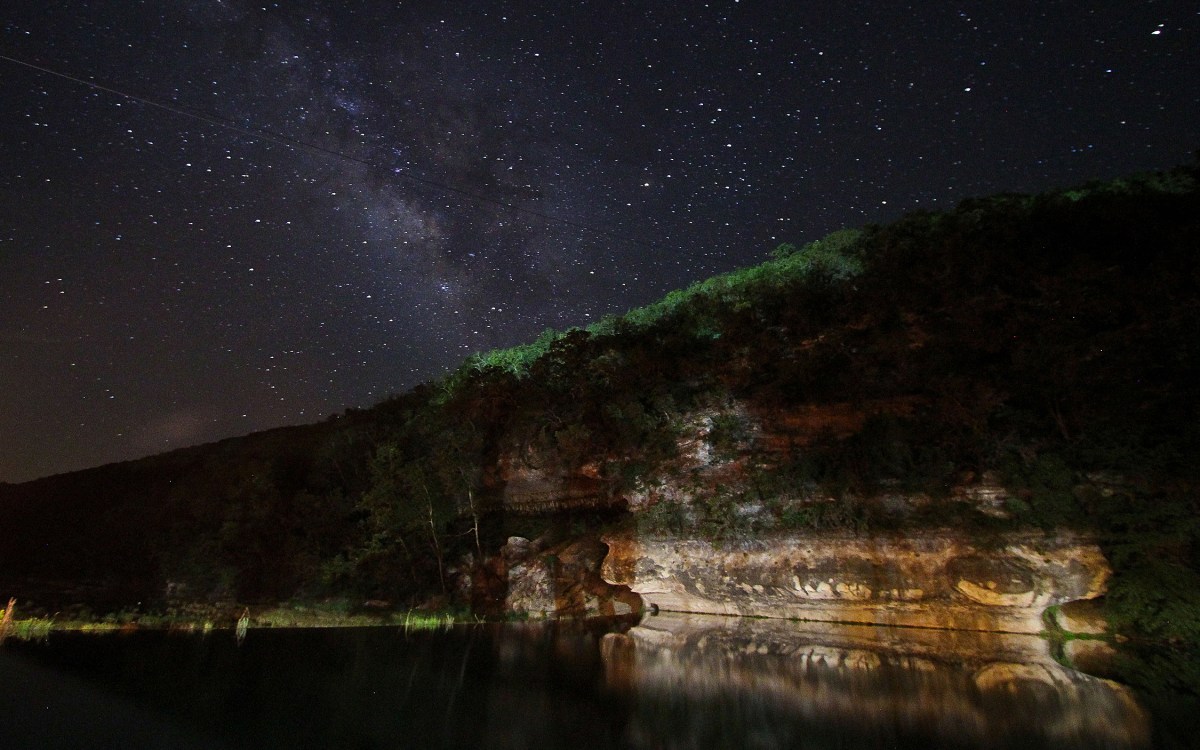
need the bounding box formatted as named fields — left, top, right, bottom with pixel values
left=497, top=458, right=619, bottom=514
left=601, top=529, right=1109, bottom=633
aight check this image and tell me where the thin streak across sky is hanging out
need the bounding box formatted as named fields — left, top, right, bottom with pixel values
left=0, top=51, right=659, bottom=250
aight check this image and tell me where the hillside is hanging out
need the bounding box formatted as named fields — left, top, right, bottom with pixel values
left=2, top=163, right=1199, bottom=642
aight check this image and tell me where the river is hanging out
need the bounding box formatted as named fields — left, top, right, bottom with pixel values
left=0, top=613, right=1190, bottom=748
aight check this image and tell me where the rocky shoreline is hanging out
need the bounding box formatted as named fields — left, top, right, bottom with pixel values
left=483, top=525, right=1112, bottom=639
left=600, top=528, right=1109, bottom=634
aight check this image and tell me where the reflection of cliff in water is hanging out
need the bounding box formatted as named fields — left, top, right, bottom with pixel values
left=1, top=618, right=1153, bottom=749
left=602, top=613, right=1149, bottom=749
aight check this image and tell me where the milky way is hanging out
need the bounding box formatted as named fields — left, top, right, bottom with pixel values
left=1, top=1, right=1196, bottom=481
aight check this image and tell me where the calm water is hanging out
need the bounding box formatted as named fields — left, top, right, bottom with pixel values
left=0, top=613, right=1183, bottom=749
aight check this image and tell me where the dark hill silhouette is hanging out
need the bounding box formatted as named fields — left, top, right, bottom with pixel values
left=2, top=162, right=1198, bottom=641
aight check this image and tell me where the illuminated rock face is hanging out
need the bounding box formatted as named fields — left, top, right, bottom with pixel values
left=495, top=535, right=643, bottom=619
left=496, top=452, right=618, bottom=514
left=491, top=398, right=927, bottom=515
left=601, top=529, right=1109, bottom=633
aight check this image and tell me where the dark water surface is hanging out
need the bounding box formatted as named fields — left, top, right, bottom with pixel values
left=0, top=613, right=1180, bottom=749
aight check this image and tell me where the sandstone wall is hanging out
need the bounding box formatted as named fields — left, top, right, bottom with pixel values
left=601, top=528, right=1109, bottom=633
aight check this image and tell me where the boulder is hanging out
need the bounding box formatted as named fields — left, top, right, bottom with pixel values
left=505, top=535, right=642, bottom=619
left=1054, top=597, right=1109, bottom=635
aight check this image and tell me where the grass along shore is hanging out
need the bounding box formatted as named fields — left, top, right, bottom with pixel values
left=0, top=599, right=471, bottom=642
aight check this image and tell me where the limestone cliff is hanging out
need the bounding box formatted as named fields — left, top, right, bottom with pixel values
left=601, top=528, right=1109, bottom=633
left=490, top=398, right=1114, bottom=632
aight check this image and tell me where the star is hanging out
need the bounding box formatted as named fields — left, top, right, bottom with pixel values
left=0, top=0, right=1195, bottom=481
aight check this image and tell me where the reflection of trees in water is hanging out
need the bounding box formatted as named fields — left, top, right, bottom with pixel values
left=2, top=619, right=1158, bottom=749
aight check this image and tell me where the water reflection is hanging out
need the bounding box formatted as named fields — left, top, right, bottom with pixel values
left=601, top=613, right=1150, bottom=749
left=0, top=622, right=631, bottom=750
left=0, top=616, right=1153, bottom=749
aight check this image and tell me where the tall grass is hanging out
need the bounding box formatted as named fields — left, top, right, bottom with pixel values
left=0, top=597, right=12, bottom=643
left=402, top=610, right=458, bottom=632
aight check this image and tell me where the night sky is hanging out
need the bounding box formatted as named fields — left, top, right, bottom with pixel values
left=1, top=1, right=1196, bottom=483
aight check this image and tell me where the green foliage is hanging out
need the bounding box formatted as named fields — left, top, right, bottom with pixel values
left=578, top=226, right=865, bottom=343
left=708, top=411, right=749, bottom=459
left=638, top=489, right=874, bottom=539
left=1088, top=481, right=1200, bottom=644
left=154, top=453, right=332, bottom=602
left=1060, top=167, right=1197, bottom=202
left=3, top=162, right=1199, bottom=641
left=5, top=618, right=56, bottom=641
left=638, top=499, right=694, bottom=535
left=761, top=487, right=874, bottom=533
left=401, top=609, right=460, bottom=632
left=696, top=491, right=756, bottom=538
left=552, top=423, right=594, bottom=470
left=1107, top=557, right=1200, bottom=644
left=999, top=452, right=1083, bottom=528
left=770, top=228, right=867, bottom=278
left=1111, top=642, right=1200, bottom=718
left=769, top=242, right=797, bottom=259
left=350, top=412, right=488, bottom=598
left=470, top=327, right=563, bottom=379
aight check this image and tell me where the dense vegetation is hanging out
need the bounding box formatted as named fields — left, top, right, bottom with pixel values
left=2, top=162, right=1198, bottom=643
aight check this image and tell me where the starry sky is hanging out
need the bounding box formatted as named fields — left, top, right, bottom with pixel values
left=1, top=1, right=1196, bottom=483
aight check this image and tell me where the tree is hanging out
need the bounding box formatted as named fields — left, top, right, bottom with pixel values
left=361, top=443, right=447, bottom=594
left=359, top=413, right=489, bottom=596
